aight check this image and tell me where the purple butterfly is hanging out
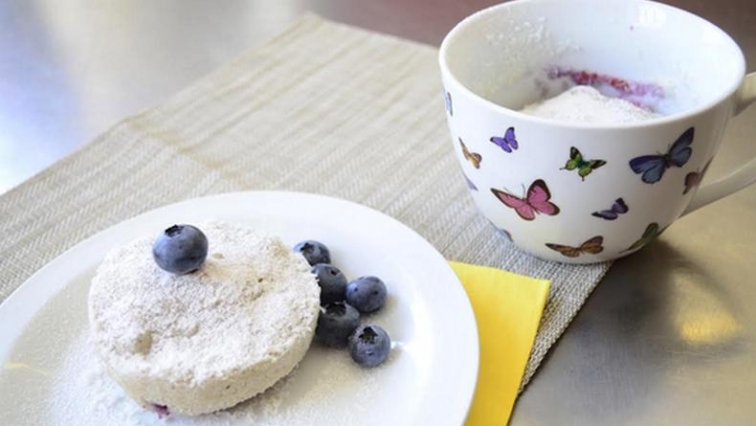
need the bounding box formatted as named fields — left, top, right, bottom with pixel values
left=464, top=173, right=478, bottom=191
left=444, top=91, right=453, bottom=116
left=629, top=127, right=693, bottom=184
left=490, top=127, right=519, bottom=153
left=592, top=198, right=628, bottom=220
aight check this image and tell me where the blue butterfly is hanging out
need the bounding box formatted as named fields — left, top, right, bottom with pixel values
left=592, top=198, right=628, bottom=220
left=488, top=220, right=513, bottom=242
left=490, top=127, right=519, bottom=153
left=629, top=127, right=694, bottom=184
left=444, top=91, right=453, bottom=116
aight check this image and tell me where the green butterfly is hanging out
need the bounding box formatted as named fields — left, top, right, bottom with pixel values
left=624, top=222, right=668, bottom=253
left=562, top=147, right=607, bottom=181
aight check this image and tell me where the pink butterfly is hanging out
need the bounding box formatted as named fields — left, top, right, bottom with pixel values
left=683, top=159, right=712, bottom=195
left=490, top=179, right=561, bottom=221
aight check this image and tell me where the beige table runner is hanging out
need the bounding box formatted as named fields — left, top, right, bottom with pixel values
left=0, top=15, right=610, bottom=387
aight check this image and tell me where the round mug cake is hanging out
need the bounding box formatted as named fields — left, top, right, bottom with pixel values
left=87, top=222, right=320, bottom=415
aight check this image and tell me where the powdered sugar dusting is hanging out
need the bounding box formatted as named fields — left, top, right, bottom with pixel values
left=544, top=67, right=668, bottom=113
left=469, top=15, right=581, bottom=98
left=3, top=212, right=429, bottom=425
left=520, top=85, right=660, bottom=124
left=87, top=222, right=321, bottom=415
left=48, top=331, right=381, bottom=426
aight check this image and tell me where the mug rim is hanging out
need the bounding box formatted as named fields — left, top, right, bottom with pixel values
left=438, top=0, right=747, bottom=130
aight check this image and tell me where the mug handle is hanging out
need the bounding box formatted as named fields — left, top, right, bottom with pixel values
left=683, top=72, right=756, bottom=215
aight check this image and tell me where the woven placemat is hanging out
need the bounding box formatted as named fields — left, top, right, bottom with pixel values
left=0, top=14, right=610, bottom=388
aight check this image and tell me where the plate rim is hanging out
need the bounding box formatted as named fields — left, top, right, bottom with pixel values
left=0, top=190, right=479, bottom=425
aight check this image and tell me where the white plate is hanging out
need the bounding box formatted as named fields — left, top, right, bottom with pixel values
left=0, top=191, right=478, bottom=426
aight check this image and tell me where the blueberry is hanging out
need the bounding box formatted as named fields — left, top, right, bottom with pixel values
left=348, top=324, right=391, bottom=367
left=345, top=276, right=387, bottom=313
left=147, top=403, right=170, bottom=419
left=152, top=224, right=208, bottom=275
left=293, top=240, right=330, bottom=266
left=311, top=263, right=348, bottom=305
left=316, top=302, right=360, bottom=347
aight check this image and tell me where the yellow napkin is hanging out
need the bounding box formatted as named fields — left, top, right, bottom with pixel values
left=449, top=261, right=551, bottom=426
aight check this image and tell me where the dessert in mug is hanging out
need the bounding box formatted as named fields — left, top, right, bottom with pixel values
left=520, top=85, right=660, bottom=124
left=439, top=0, right=756, bottom=262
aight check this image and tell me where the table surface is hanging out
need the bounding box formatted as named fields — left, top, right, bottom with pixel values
left=3, top=1, right=755, bottom=424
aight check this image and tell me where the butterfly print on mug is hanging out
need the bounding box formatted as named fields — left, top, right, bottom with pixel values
left=497, top=228, right=513, bottom=242
left=463, top=172, right=478, bottom=191
left=444, top=91, right=453, bottom=116
left=561, top=147, right=606, bottom=181
left=592, top=198, right=629, bottom=220
left=630, top=127, right=693, bottom=184
left=490, top=127, right=519, bottom=153
left=490, top=179, right=560, bottom=221
left=487, top=220, right=513, bottom=242
left=546, top=236, right=604, bottom=258
left=683, top=159, right=712, bottom=195
left=623, top=222, right=667, bottom=253
left=459, top=138, right=482, bottom=169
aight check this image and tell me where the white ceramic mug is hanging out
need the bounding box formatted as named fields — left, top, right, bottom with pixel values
left=439, top=0, right=756, bottom=263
